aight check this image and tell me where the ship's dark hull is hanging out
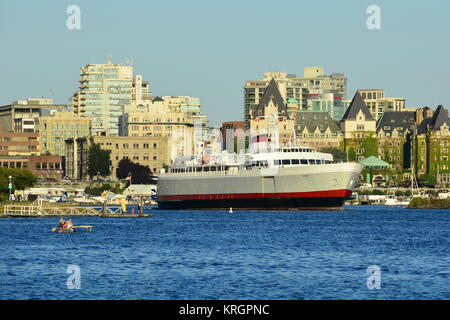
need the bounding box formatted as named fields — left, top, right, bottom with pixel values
left=157, top=196, right=349, bottom=210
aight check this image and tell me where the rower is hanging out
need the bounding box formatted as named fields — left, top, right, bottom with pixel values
left=58, top=217, right=66, bottom=228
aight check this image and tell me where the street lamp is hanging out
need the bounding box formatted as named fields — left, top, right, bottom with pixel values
left=8, top=175, right=12, bottom=201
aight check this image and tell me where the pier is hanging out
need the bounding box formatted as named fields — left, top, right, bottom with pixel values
left=1, top=198, right=153, bottom=218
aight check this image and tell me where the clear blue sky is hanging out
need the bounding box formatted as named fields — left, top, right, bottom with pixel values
left=1, top=0, right=449, bottom=125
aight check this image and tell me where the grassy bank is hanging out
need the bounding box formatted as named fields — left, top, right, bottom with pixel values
left=407, top=197, right=450, bottom=209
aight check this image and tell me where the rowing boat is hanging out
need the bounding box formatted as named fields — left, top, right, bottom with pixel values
left=52, top=226, right=93, bottom=233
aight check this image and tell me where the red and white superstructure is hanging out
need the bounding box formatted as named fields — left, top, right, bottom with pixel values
left=157, top=143, right=363, bottom=210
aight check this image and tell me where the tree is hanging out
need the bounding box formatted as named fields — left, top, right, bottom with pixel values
left=321, top=147, right=347, bottom=162
left=87, top=140, right=111, bottom=179
left=418, top=174, right=437, bottom=188
left=116, top=158, right=157, bottom=185
left=0, top=167, right=37, bottom=195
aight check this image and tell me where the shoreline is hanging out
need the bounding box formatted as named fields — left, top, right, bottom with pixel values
left=407, top=198, right=450, bottom=209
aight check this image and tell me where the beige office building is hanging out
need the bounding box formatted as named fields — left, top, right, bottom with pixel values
left=39, top=112, right=92, bottom=156
left=93, top=135, right=170, bottom=176
left=0, top=98, right=66, bottom=132
left=357, top=89, right=406, bottom=120
left=120, top=96, right=207, bottom=159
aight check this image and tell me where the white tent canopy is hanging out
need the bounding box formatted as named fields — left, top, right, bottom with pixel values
left=122, top=184, right=156, bottom=197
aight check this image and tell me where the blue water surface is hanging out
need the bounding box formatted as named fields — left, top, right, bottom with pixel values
left=0, top=205, right=449, bottom=300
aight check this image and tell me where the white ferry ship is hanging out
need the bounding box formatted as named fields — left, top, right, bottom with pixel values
left=157, top=144, right=363, bottom=210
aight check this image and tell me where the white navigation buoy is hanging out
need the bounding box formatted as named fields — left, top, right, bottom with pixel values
left=229, top=207, right=233, bottom=213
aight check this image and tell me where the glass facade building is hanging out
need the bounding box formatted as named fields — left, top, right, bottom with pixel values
left=78, top=63, right=133, bottom=136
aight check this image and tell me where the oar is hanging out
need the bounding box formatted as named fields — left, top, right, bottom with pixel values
left=73, top=226, right=93, bottom=232
left=51, top=227, right=58, bottom=232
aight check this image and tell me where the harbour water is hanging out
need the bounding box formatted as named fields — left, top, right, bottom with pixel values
left=0, top=205, right=448, bottom=300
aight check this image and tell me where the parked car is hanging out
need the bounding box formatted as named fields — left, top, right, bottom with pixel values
left=45, top=178, right=58, bottom=182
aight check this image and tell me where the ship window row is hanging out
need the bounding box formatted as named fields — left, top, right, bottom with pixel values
left=247, top=160, right=269, bottom=167
left=282, top=148, right=314, bottom=153
left=171, top=166, right=231, bottom=173
left=274, top=159, right=332, bottom=165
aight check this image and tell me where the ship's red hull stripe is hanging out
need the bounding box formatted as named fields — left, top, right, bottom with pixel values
left=157, top=189, right=352, bottom=201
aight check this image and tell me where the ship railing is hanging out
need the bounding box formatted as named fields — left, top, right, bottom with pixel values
left=164, top=167, right=265, bottom=177
left=180, top=168, right=251, bottom=176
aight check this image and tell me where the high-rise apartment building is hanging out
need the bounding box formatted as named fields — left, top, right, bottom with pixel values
left=74, top=61, right=134, bottom=136
left=243, top=68, right=347, bottom=127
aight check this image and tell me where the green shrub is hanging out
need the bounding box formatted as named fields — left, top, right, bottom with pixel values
left=85, top=183, right=113, bottom=196
left=395, top=190, right=405, bottom=197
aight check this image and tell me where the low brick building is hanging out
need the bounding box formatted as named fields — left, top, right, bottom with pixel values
left=0, top=155, right=63, bottom=180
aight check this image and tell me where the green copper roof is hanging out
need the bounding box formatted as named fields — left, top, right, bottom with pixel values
left=287, top=97, right=298, bottom=104
left=359, top=156, right=389, bottom=168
